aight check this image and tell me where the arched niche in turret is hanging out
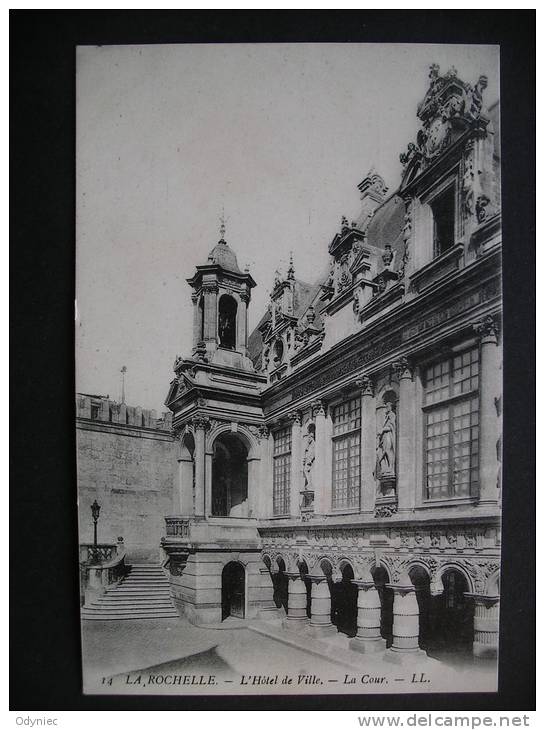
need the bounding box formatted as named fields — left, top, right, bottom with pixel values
left=218, top=293, right=237, bottom=350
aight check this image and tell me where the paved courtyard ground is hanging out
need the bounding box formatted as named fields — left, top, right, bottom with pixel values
left=81, top=617, right=497, bottom=696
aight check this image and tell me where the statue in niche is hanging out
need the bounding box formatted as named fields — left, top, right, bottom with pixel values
left=376, top=401, right=396, bottom=477
left=302, top=428, right=316, bottom=490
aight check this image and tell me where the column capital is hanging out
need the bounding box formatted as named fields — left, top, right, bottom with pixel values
left=351, top=579, right=376, bottom=590
left=473, top=315, right=499, bottom=345
left=191, top=415, right=211, bottom=431
left=257, top=424, right=270, bottom=440
left=355, top=374, right=375, bottom=397
left=311, top=399, right=326, bottom=418
left=285, top=571, right=304, bottom=580
left=201, top=282, right=219, bottom=295
left=287, top=410, right=302, bottom=426
left=191, top=292, right=199, bottom=305
left=391, top=356, right=413, bottom=381
left=308, top=574, right=328, bottom=584
left=465, top=592, right=500, bottom=606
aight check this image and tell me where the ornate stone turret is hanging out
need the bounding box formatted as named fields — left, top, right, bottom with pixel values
left=186, top=217, right=256, bottom=371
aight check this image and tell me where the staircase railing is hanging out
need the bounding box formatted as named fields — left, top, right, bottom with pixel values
left=79, top=537, right=127, bottom=607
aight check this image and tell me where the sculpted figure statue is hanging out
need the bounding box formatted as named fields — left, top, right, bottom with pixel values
left=377, top=402, right=396, bottom=476
left=302, top=430, right=316, bottom=489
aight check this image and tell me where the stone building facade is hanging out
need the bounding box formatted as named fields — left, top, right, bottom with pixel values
left=79, top=65, right=502, bottom=663
left=76, top=393, right=175, bottom=563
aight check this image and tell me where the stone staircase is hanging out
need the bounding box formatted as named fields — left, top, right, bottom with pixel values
left=81, top=564, right=179, bottom=621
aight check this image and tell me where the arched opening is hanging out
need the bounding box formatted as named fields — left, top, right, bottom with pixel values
left=272, top=558, right=289, bottom=612
left=372, top=565, right=393, bottom=648
left=426, top=569, right=474, bottom=662
left=199, top=296, right=205, bottom=341
left=180, top=432, right=195, bottom=513
left=273, top=339, right=284, bottom=365
left=331, top=563, right=357, bottom=637
left=409, top=565, right=432, bottom=650
left=221, top=561, right=245, bottom=620
left=212, top=433, right=248, bottom=516
left=218, top=294, right=237, bottom=350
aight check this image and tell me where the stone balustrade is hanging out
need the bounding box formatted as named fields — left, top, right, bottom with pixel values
left=164, top=515, right=191, bottom=539
left=79, top=537, right=127, bottom=606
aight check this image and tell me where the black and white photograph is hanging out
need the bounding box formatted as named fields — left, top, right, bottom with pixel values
left=73, top=40, right=506, bottom=698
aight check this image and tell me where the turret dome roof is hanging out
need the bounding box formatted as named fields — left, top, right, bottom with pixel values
left=207, top=239, right=242, bottom=274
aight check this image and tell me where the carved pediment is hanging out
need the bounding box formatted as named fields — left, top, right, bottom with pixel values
left=400, top=64, right=489, bottom=186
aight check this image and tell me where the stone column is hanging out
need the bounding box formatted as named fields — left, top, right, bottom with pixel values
left=471, top=594, right=500, bottom=659
left=393, top=358, right=415, bottom=512
left=349, top=580, right=386, bottom=653
left=385, top=575, right=425, bottom=664
left=308, top=576, right=336, bottom=636
left=283, top=573, right=309, bottom=628
left=474, top=316, right=501, bottom=504
left=192, top=416, right=209, bottom=518
left=356, top=375, right=376, bottom=515
left=288, top=411, right=302, bottom=518
left=312, top=401, right=329, bottom=515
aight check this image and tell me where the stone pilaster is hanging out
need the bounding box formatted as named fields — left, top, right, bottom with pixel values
left=192, top=416, right=210, bottom=518
left=288, top=411, right=302, bottom=518
left=256, top=566, right=284, bottom=620
left=283, top=573, right=309, bottom=628
left=356, top=375, right=376, bottom=515
left=191, top=292, right=200, bottom=350
left=474, top=316, right=501, bottom=504
left=349, top=580, right=386, bottom=653
left=258, top=426, right=272, bottom=518
left=470, top=594, right=500, bottom=659
left=307, top=576, right=336, bottom=636
left=392, top=357, right=415, bottom=512
left=202, top=283, right=218, bottom=344
left=312, top=400, right=329, bottom=514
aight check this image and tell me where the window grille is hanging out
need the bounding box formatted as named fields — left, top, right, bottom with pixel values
left=423, top=347, right=480, bottom=500
left=331, top=397, right=361, bottom=510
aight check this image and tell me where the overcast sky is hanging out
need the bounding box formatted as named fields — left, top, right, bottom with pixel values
left=76, top=43, right=499, bottom=413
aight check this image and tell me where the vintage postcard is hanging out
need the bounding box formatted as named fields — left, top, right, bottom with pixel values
left=76, top=42, right=502, bottom=695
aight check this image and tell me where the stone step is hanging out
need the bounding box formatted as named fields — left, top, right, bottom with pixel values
left=82, top=563, right=177, bottom=621
left=86, top=601, right=172, bottom=611
left=82, top=611, right=179, bottom=620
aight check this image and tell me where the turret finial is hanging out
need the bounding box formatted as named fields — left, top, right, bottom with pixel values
left=287, top=251, right=295, bottom=280
left=219, top=207, right=226, bottom=243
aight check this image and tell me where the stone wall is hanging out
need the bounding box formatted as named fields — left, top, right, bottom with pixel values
left=76, top=395, right=176, bottom=563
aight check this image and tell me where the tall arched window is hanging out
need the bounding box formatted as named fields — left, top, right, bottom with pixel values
left=218, top=294, right=237, bottom=350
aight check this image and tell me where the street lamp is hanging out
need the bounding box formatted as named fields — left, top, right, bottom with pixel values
left=91, top=500, right=101, bottom=562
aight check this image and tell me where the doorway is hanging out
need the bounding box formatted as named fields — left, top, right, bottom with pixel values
left=221, top=561, right=245, bottom=620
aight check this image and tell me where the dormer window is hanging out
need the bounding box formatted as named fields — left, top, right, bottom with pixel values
left=431, top=185, right=455, bottom=257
